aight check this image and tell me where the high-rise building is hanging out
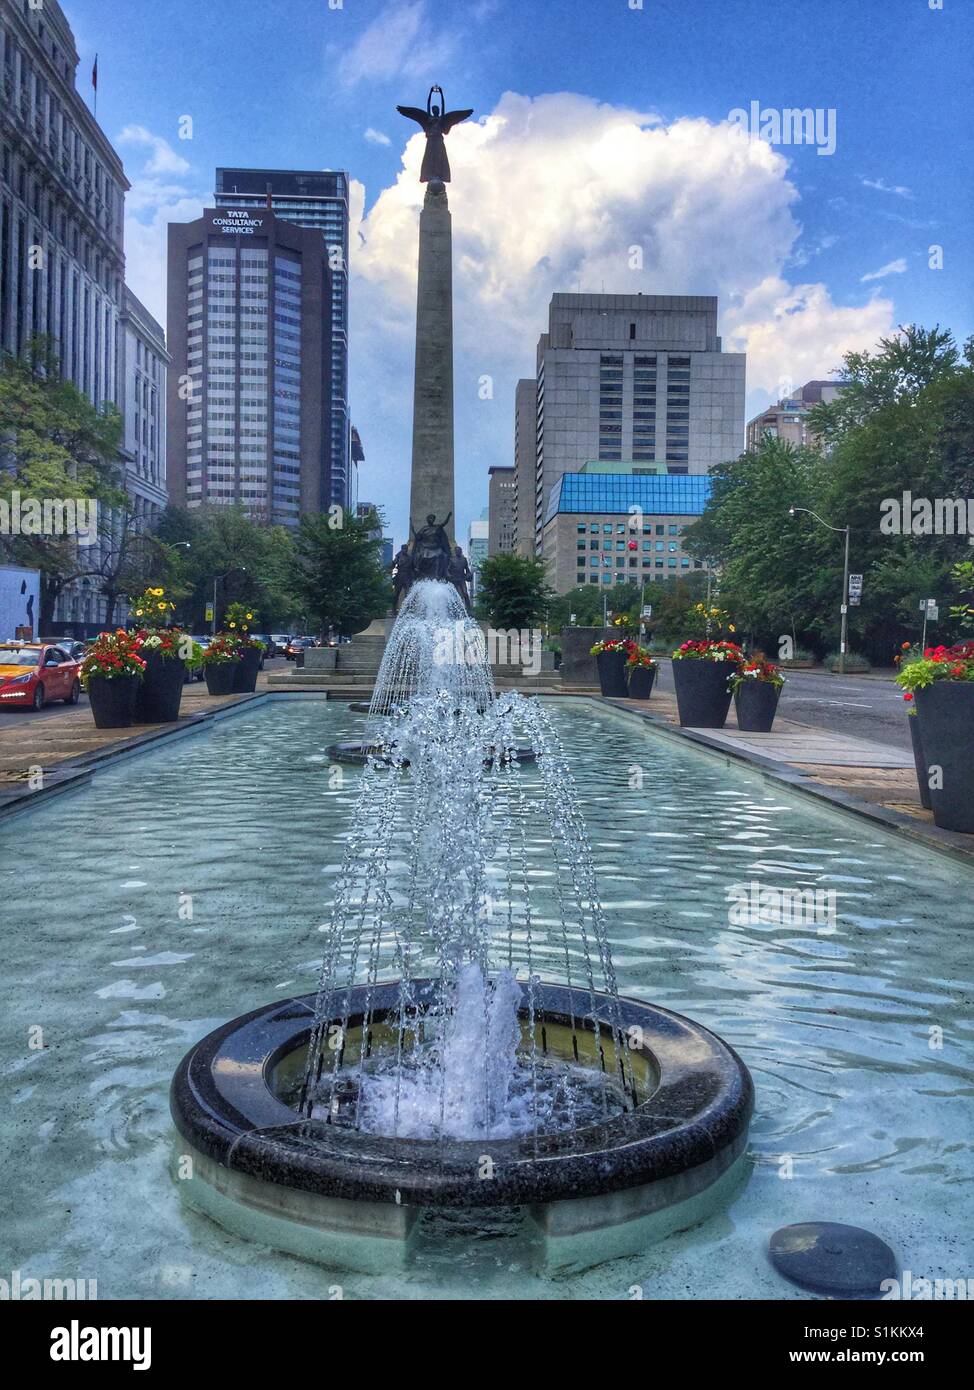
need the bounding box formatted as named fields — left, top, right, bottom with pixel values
left=746, top=379, right=848, bottom=452
left=214, top=168, right=350, bottom=509
left=468, top=511, right=489, bottom=601
left=349, top=423, right=364, bottom=517
left=528, top=293, right=745, bottom=552
left=512, top=378, right=536, bottom=557
left=167, top=207, right=331, bottom=525
left=117, top=287, right=169, bottom=529
left=0, top=0, right=128, bottom=402
left=487, top=464, right=515, bottom=556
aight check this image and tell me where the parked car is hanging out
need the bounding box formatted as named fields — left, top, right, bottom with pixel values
left=250, top=634, right=274, bottom=662
left=0, top=643, right=82, bottom=710
left=269, top=634, right=290, bottom=657
left=41, top=637, right=87, bottom=661
left=285, top=636, right=317, bottom=661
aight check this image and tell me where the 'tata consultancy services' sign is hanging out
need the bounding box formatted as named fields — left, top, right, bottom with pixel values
left=207, top=208, right=267, bottom=235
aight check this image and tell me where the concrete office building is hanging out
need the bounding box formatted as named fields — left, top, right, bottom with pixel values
left=117, top=287, right=169, bottom=528
left=512, top=377, right=537, bottom=556
left=468, top=511, right=489, bottom=600
left=0, top=0, right=128, bottom=400
left=214, top=168, right=351, bottom=509
left=541, top=471, right=711, bottom=595
left=524, top=294, right=745, bottom=554
left=746, top=378, right=848, bottom=452
left=487, top=464, right=515, bottom=556
left=167, top=207, right=330, bottom=525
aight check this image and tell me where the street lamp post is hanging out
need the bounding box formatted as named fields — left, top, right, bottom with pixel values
left=789, top=506, right=851, bottom=674
left=212, top=567, right=247, bottom=637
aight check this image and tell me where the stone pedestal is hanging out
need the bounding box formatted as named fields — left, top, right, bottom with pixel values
left=409, top=182, right=455, bottom=541
left=560, top=627, right=614, bottom=688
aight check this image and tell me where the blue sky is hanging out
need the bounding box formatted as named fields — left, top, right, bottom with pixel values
left=65, top=0, right=973, bottom=547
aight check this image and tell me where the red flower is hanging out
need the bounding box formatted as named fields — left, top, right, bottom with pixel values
left=903, top=692, right=913, bottom=701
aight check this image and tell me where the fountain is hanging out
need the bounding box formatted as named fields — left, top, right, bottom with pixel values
left=169, top=84, right=752, bottom=1273
left=170, top=580, right=752, bottom=1270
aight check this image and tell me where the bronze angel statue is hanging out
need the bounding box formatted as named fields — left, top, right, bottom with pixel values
left=397, top=86, right=473, bottom=184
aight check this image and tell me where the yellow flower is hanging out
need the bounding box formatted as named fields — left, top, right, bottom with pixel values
left=228, top=621, right=236, bottom=628
left=729, top=624, right=736, bottom=633
left=157, top=602, right=166, bottom=610
left=135, top=608, right=143, bottom=616
left=245, top=612, right=253, bottom=620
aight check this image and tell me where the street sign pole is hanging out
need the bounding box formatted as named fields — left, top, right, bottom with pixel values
left=839, top=526, right=850, bottom=675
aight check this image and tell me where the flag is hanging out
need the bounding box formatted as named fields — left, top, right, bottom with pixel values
left=92, top=55, right=98, bottom=91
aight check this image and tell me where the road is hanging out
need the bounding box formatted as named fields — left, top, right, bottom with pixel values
left=654, top=663, right=911, bottom=750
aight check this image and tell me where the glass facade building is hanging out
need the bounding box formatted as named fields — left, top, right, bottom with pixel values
left=167, top=208, right=329, bottom=526
left=214, top=169, right=350, bottom=510
left=541, top=473, right=712, bottom=595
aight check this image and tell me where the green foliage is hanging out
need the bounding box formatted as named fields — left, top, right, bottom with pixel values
left=288, top=511, right=390, bottom=637
left=685, top=326, right=974, bottom=656
left=824, top=651, right=871, bottom=673
left=0, top=337, right=125, bottom=627
left=155, top=504, right=301, bottom=630
left=474, top=554, right=553, bottom=630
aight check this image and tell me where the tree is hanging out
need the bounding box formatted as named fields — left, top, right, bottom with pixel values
left=289, top=511, right=390, bottom=636
left=0, top=337, right=125, bottom=629
left=473, top=554, right=552, bottom=630
left=155, top=504, right=301, bottom=631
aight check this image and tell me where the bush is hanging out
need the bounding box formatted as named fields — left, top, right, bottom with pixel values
left=824, top=651, right=871, bottom=673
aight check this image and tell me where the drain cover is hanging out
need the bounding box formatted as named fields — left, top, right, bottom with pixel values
left=770, top=1222, right=897, bottom=1297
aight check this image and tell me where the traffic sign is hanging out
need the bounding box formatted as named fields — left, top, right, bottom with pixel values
left=848, top=574, right=863, bottom=606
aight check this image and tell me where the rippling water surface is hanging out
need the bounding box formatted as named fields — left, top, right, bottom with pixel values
left=1, top=698, right=972, bottom=1300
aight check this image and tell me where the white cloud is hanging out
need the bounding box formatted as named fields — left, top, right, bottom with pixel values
left=364, top=127, right=392, bottom=146
left=338, top=1, right=458, bottom=87
left=117, top=124, right=190, bottom=176
left=349, top=92, right=895, bottom=537
left=861, top=176, right=912, bottom=199
left=860, top=257, right=907, bottom=283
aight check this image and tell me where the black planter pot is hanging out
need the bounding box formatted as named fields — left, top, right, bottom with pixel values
left=914, top=683, right=974, bottom=832
left=908, top=713, right=932, bottom=811
left=672, top=658, right=734, bottom=728
left=734, top=680, right=780, bottom=732
left=204, top=661, right=240, bottom=696
left=233, top=645, right=261, bottom=693
left=134, top=650, right=186, bottom=723
left=87, top=673, right=139, bottom=729
left=596, top=649, right=629, bottom=697
left=627, top=664, right=656, bottom=700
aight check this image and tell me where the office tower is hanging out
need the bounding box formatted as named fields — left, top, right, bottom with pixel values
left=487, top=464, right=515, bottom=556
left=512, top=377, right=536, bottom=556
left=528, top=293, right=745, bottom=552
left=167, top=207, right=330, bottom=524
left=214, top=168, right=350, bottom=509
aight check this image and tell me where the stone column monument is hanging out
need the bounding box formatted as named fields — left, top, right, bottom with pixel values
left=398, top=86, right=474, bottom=550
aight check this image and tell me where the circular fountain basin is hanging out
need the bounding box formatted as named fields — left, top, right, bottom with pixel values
left=326, top=741, right=537, bottom=767
left=170, top=981, right=752, bottom=1272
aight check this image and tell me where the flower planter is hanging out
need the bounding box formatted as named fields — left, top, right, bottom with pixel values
left=914, top=684, right=974, bottom=832
left=907, top=714, right=932, bottom=811
left=734, top=681, right=780, bottom=732
left=596, top=649, right=629, bottom=697
left=627, top=665, right=656, bottom=700
left=233, top=646, right=261, bottom=693
left=672, top=659, right=734, bottom=728
left=205, top=662, right=240, bottom=696
left=134, top=651, right=186, bottom=723
left=87, top=674, right=139, bottom=729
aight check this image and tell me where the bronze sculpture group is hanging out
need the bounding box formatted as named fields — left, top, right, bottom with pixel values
left=391, top=514, right=473, bottom=614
